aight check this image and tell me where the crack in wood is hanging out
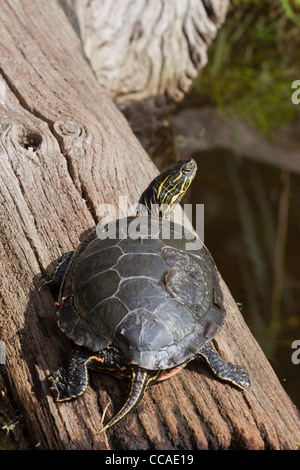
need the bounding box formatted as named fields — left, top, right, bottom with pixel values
left=0, top=67, right=98, bottom=225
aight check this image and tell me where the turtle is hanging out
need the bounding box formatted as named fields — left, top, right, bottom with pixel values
left=44, top=158, right=250, bottom=433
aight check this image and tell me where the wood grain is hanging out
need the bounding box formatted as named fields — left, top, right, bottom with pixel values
left=72, top=0, right=229, bottom=103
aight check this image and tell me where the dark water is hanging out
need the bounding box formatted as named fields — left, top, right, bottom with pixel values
left=190, top=149, right=300, bottom=409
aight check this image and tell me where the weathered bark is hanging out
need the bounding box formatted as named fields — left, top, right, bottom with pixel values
left=66, top=0, right=230, bottom=169
left=71, top=0, right=229, bottom=103
left=0, top=0, right=299, bottom=451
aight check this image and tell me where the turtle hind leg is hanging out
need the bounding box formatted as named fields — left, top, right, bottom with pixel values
left=43, top=251, right=74, bottom=288
left=50, top=346, right=161, bottom=432
left=49, top=346, right=92, bottom=401
left=198, top=343, right=251, bottom=390
left=98, top=367, right=160, bottom=434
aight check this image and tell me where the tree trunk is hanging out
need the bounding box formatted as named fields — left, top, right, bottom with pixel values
left=0, top=0, right=299, bottom=451
left=67, top=0, right=230, bottom=171
left=70, top=0, right=229, bottom=103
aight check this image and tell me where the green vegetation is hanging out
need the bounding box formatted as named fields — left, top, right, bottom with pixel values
left=195, top=0, right=300, bottom=137
left=188, top=0, right=300, bottom=410
left=2, top=418, right=20, bottom=434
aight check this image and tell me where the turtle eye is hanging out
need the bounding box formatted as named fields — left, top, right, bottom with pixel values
left=137, top=159, right=197, bottom=218
left=183, top=167, right=192, bottom=175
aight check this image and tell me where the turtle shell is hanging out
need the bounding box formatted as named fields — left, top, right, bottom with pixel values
left=57, top=216, right=225, bottom=370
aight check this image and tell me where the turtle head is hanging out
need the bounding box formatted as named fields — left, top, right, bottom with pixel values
left=137, top=158, right=197, bottom=217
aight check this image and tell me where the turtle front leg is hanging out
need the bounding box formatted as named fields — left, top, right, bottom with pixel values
left=49, top=345, right=128, bottom=401
left=49, top=346, right=92, bottom=401
left=43, top=251, right=74, bottom=288
left=198, top=343, right=251, bottom=390
left=49, top=346, right=162, bottom=433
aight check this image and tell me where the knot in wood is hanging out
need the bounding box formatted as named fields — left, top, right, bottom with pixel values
left=20, top=129, right=42, bottom=151
left=53, top=120, right=83, bottom=138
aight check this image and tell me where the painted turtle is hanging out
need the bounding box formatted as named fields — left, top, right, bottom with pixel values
left=44, top=158, right=250, bottom=433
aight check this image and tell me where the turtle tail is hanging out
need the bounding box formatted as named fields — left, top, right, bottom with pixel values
left=98, top=366, right=159, bottom=434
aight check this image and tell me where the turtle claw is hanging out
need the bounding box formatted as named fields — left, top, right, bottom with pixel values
left=219, top=363, right=251, bottom=390
left=49, top=367, right=70, bottom=401
left=49, top=350, right=91, bottom=402
left=49, top=367, right=82, bottom=402
left=198, top=343, right=251, bottom=391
